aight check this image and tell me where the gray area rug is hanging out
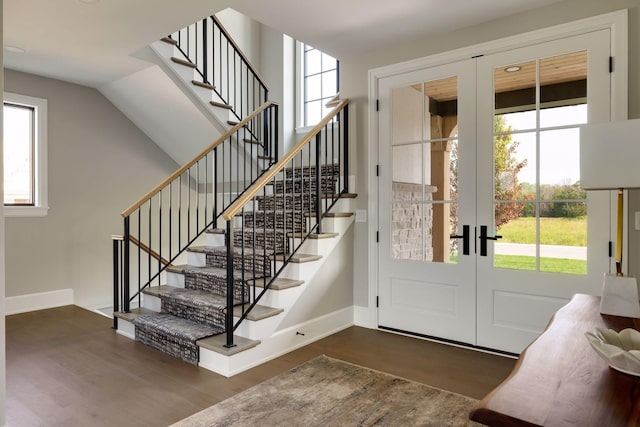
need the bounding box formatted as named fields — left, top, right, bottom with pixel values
left=172, top=355, right=482, bottom=426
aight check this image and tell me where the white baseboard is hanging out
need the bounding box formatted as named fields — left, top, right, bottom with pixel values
left=354, top=305, right=376, bottom=328
left=5, top=289, right=74, bottom=315
left=199, top=306, right=354, bottom=377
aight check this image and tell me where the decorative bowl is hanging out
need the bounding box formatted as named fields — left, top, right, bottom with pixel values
left=585, top=328, right=640, bottom=376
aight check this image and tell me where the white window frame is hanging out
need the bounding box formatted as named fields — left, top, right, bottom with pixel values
left=4, top=92, right=48, bottom=217
left=295, top=41, right=339, bottom=133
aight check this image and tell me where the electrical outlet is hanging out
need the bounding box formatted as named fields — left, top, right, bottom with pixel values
left=355, top=209, right=367, bottom=223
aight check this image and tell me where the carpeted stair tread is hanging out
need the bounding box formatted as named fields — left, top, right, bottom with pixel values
left=113, top=307, right=156, bottom=322
left=288, top=232, right=339, bottom=239
left=188, top=245, right=271, bottom=257
left=142, top=285, right=229, bottom=309
left=133, top=313, right=223, bottom=364
left=133, top=313, right=222, bottom=341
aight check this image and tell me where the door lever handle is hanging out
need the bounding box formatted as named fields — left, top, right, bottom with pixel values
left=479, top=225, right=502, bottom=256
left=450, top=224, right=470, bottom=256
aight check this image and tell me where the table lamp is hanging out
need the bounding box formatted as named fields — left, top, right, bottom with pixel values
left=580, top=118, right=640, bottom=318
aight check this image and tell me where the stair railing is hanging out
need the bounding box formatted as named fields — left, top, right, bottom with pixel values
left=168, top=15, right=269, bottom=126
left=112, top=101, right=279, bottom=326
left=219, top=99, right=349, bottom=348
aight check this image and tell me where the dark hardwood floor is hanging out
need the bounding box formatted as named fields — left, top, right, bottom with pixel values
left=6, top=305, right=516, bottom=426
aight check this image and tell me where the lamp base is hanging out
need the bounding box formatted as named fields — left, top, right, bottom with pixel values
left=600, top=273, right=640, bottom=318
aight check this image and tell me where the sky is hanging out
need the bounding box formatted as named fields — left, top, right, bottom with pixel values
left=501, top=104, right=586, bottom=186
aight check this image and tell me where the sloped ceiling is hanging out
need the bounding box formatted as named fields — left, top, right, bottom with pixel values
left=4, top=0, right=566, bottom=87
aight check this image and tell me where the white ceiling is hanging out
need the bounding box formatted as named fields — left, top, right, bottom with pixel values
left=4, top=0, right=567, bottom=88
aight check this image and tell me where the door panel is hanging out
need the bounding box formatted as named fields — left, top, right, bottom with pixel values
left=378, top=60, right=477, bottom=344
left=476, top=30, right=611, bottom=352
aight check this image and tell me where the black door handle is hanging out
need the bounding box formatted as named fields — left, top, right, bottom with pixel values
left=479, top=225, right=502, bottom=256
left=450, top=224, right=470, bottom=256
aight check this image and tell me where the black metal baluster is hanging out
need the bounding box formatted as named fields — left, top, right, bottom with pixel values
left=225, top=220, right=236, bottom=348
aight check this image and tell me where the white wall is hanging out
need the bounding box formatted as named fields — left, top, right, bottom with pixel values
left=1, top=0, right=6, bottom=423
left=340, top=0, right=640, bottom=307
left=4, top=70, right=179, bottom=309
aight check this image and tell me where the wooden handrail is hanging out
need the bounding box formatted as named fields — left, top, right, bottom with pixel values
left=129, top=235, right=171, bottom=266
left=211, top=15, right=269, bottom=92
left=222, top=98, right=349, bottom=221
left=121, top=100, right=278, bottom=217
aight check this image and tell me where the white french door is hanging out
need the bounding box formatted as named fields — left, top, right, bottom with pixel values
left=378, top=29, right=613, bottom=353
left=377, top=60, right=477, bottom=344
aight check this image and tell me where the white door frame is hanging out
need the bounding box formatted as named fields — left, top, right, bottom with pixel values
left=363, top=10, right=628, bottom=331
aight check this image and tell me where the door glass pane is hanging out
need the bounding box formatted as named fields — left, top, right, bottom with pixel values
left=494, top=202, right=537, bottom=271
left=391, top=77, right=458, bottom=264
left=495, top=60, right=536, bottom=129
left=492, top=52, right=587, bottom=275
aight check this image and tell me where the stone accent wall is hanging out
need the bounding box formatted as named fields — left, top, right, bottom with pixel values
left=391, top=182, right=437, bottom=261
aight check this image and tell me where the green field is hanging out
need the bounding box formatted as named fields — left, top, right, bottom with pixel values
left=494, top=255, right=586, bottom=275
left=450, top=216, right=587, bottom=274
left=497, top=216, right=586, bottom=246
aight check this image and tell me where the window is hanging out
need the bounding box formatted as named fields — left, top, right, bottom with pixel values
left=4, top=92, right=48, bottom=216
left=298, top=43, right=339, bottom=128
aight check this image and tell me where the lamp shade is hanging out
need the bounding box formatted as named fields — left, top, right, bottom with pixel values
left=580, top=118, right=640, bottom=190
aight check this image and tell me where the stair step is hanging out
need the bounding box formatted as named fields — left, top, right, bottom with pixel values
left=133, top=313, right=223, bottom=364
left=233, top=304, right=283, bottom=321
left=143, top=285, right=228, bottom=329
left=227, top=120, right=240, bottom=126
left=305, top=212, right=354, bottom=218
left=114, top=307, right=156, bottom=322
left=246, top=277, right=304, bottom=290
left=210, top=101, right=232, bottom=110
left=167, top=265, right=255, bottom=301
left=241, top=210, right=307, bottom=231
left=269, top=253, right=322, bottom=263
left=188, top=245, right=271, bottom=272
left=192, top=80, right=215, bottom=90
left=171, top=57, right=196, bottom=68
left=234, top=228, right=289, bottom=252
left=258, top=155, right=274, bottom=160
left=288, top=232, right=339, bottom=239
left=161, top=37, right=177, bottom=45
left=243, top=138, right=263, bottom=145
left=197, top=334, right=260, bottom=356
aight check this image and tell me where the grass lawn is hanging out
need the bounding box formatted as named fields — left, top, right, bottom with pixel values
left=497, top=216, right=586, bottom=246
left=494, top=255, right=586, bottom=275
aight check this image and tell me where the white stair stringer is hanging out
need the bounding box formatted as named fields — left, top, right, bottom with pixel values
left=198, top=214, right=355, bottom=377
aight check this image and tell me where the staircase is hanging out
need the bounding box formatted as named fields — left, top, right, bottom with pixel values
left=111, top=12, right=354, bottom=376
left=115, top=161, right=354, bottom=371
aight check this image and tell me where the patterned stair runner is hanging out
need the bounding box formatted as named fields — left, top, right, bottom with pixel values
left=129, top=164, right=340, bottom=364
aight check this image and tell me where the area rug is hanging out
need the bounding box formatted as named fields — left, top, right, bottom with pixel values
left=171, top=355, right=482, bottom=426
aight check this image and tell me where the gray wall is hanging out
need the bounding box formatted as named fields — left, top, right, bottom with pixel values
left=4, top=70, right=179, bottom=309
left=340, top=0, right=640, bottom=307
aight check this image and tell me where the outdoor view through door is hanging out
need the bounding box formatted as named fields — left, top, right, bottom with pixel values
left=492, top=51, right=587, bottom=275
left=378, top=27, right=614, bottom=354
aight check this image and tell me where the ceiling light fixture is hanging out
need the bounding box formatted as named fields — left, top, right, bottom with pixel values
left=5, top=45, right=26, bottom=54
left=505, top=66, right=522, bottom=73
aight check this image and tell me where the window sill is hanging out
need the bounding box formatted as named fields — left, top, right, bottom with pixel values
left=295, top=121, right=339, bottom=135
left=4, top=205, right=49, bottom=217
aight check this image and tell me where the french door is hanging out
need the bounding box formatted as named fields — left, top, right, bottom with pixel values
left=378, top=29, right=612, bottom=353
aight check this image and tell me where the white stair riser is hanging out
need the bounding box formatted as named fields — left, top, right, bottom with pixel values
left=167, top=272, right=185, bottom=287
left=142, top=294, right=162, bottom=312
left=233, top=313, right=283, bottom=340
left=116, top=318, right=136, bottom=340
left=277, top=259, right=320, bottom=281
left=187, top=251, right=207, bottom=267
left=206, top=232, right=226, bottom=247
left=295, top=237, right=335, bottom=256
left=250, top=285, right=303, bottom=309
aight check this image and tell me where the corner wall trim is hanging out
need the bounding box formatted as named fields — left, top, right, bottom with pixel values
left=5, top=289, right=74, bottom=315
